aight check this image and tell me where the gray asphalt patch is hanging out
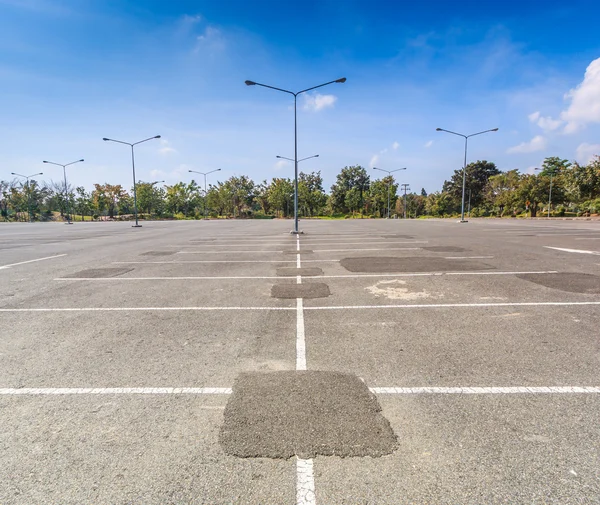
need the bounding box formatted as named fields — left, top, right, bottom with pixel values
left=382, top=235, right=414, bottom=239
left=340, top=257, right=493, bottom=273
left=516, top=272, right=600, bottom=294
left=219, top=371, right=398, bottom=459
left=271, top=283, right=331, bottom=299
left=282, top=249, right=313, bottom=254
left=276, top=267, right=324, bottom=277
left=422, top=246, right=467, bottom=252
left=63, top=267, right=134, bottom=278
left=140, top=251, right=176, bottom=256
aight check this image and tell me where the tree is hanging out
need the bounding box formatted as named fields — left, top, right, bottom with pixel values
left=421, top=188, right=427, bottom=197
left=164, top=181, right=202, bottom=217
left=268, top=178, right=294, bottom=217
left=136, top=182, right=165, bottom=216
left=330, top=165, right=370, bottom=214
left=485, top=170, right=521, bottom=216
left=369, top=177, right=398, bottom=217
left=540, top=156, right=571, bottom=176
left=225, top=175, right=255, bottom=217
left=443, top=160, right=500, bottom=210
left=92, top=184, right=129, bottom=219
left=74, top=187, right=93, bottom=221
left=298, top=171, right=327, bottom=216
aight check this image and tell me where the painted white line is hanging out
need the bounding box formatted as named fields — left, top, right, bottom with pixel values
left=174, top=241, right=428, bottom=247
left=312, top=247, right=421, bottom=252
left=297, top=458, right=316, bottom=505
left=371, top=386, right=600, bottom=394
left=113, top=260, right=340, bottom=264
left=575, top=237, right=600, bottom=240
left=0, top=307, right=296, bottom=312
left=305, top=301, right=600, bottom=310
left=55, top=270, right=559, bottom=281
left=0, top=387, right=232, bottom=395
left=176, top=247, right=421, bottom=254
left=0, top=254, right=67, bottom=270
left=444, top=256, right=494, bottom=259
left=545, top=246, right=600, bottom=255
left=296, top=300, right=306, bottom=370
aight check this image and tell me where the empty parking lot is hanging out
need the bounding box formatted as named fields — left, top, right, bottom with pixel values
left=1, top=218, right=600, bottom=504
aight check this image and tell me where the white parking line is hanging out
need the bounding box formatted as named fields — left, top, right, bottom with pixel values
left=444, top=256, right=494, bottom=259
left=305, top=301, right=600, bottom=310
left=176, top=247, right=421, bottom=254
left=0, top=254, right=67, bottom=270
left=113, top=260, right=340, bottom=264
left=371, top=386, right=600, bottom=394
left=0, top=387, right=232, bottom=395
left=54, top=270, right=559, bottom=281
left=545, top=246, right=600, bottom=255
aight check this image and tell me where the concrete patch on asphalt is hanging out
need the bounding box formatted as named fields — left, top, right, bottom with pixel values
left=63, top=267, right=134, bottom=278
left=340, top=256, right=493, bottom=273
left=516, top=272, right=600, bottom=294
left=366, top=279, right=441, bottom=300
left=140, top=251, right=176, bottom=256
left=271, top=283, right=330, bottom=299
left=422, top=246, right=467, bottom=253
left=219, top=371, right=398, bottom=459
left=276, top=267, right=323, bottom=277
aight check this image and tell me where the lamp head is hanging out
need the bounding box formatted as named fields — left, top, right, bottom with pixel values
left=102, top=138, right=109, bottom=141
left=79, top=159, right=84, bottom=162
left=245, top=80, right=257, bottom=86
left=436, top=128, right=442, bottom=131
left=43, top=160, right=49, bottom=163
left=154, top=135, right=161, bottom=139
left=314, top=154, right=320, bottom=157
left=491, top=128, right=499, bottom=132
left=216, top=168, right=222, bottom=171
left=335, top=77, right=347, bottom=83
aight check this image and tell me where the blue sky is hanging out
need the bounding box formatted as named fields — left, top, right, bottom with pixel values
left=2, top=0, right=600, bottom=194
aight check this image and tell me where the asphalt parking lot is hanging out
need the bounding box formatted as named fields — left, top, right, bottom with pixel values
left=1, top=218, right=600, bottom=504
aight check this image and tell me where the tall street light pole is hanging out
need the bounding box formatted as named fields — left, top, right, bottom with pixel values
left=277, top=155, right=319, bottom=219
left=373, top=167, right=406, bottom=219
left=11, top=172, right=43, bottom=223
left=103, top=135, right=161, bottom=228
left=245, top=77, right=346, bottom=234
left=189, top=169, right=221, bottom=219
left=535, top=167, right=553, bottom=218
left=436, top=127, right=498, bottom=223
left=401, top=183, right=411, bottom=219
left=42, top=159, right=84, bottom=224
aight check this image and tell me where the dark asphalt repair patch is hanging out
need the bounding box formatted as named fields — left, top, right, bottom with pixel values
left=271, top=283, right=331, bottom=299
left=140, top=251, right=176, bottom=256
left=63, top=267, right=134, bottom=278
left=340, top=256, right=493, bottom=273
left=219, top=371, right=398, bottom=459
left=422, top=246, right=467, bottom=253
left=517, top=272, right=600, bottom=294
left=276, top=267, right=324, bottom=277
left=282, top=249, right=313, bottom=254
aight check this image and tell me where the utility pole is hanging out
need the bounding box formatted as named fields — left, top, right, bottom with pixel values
left=401, top=183, right=410, bottom=219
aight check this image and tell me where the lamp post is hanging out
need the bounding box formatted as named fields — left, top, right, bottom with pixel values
left=11, top=172, right=43, bottom=223
left=535, top=167, right=553, bottom=218
left=103, top=135, right=161, bottom=227
left=401, top=183, right=411, bottom=219
left=245, top=77, right=346, bottom=234
left=276, top=155, right=318, bottom=219
left=372, top=167, right=406, bottom=219
left=436, top=127, right=498, bottom=223
left=42, top=159, right=84, bottom=224
left=189, top=169, right=221, bottom=219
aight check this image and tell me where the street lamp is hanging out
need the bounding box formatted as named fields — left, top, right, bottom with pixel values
left=535, top=167, right=553, bottom=218
left=276, top=155, right=318, bottom=219
left=11, top=172, right=43, bottom=223
left=401, top=183, right=411, bottom=219
left=436, top=127, right=498, bottom=223
left=189, top=169, right=221, bottom=219
left=372, top=167, right=406, bottom=219
left=42, top=159, right=84, bottom=224
left=245, top=77, right=346, bottom=234
left=103, top=135, right=161, bottom=227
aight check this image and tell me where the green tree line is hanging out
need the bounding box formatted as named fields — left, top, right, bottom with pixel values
left=2, top=156, right=600, bottom=221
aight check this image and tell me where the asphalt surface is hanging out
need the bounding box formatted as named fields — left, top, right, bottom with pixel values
left=1, top=218, right=600, bottom=504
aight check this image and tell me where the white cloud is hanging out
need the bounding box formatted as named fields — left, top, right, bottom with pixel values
left=158, top=139, right=176, bottom=155
left=392, top=141, right=399, bottom=150
left=303, top=93, right=337, bottom=112
left=528, top=110, right=562, bottom=132
left=561, top=57, right=600, bottom=134
left=380, top=148, right=388, bottom=154
left=575, top=143, right=600, bottom=164
left=424, top=140, right=433, bottom=148
left=274, top=159, right=288, bottom=171
left=507, top=135, right=547, bottom=154
left=369, top=154, right=379, bottom=168
left=194, top=26, right=225, bottom=54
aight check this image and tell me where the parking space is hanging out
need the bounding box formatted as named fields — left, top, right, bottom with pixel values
left=1, top=218, right=600, bottom=504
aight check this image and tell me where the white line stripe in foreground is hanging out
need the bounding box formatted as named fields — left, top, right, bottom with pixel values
left=0, top=254, right=67, bottom=270
left=545, top=246, right=600, bottom=255
left=176, top=247, right=421, bottom=254
left=53, top=270, right=559, bottom=281
left=297, top=458, right=316, bottom=505
left=113, top=260, right=340, bottom=264
left=3, top=300, right=600, bottom=312
left=371, top=386, right=600, bottom=394
left=0, top=387, right=232, bottom=395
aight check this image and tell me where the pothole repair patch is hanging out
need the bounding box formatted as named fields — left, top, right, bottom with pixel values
left=276, top=267, right=323, bottom=277
left=219, top=371, right=398, bottom=459
left=516, top=272, right=600, bottom=294
left=422, top=246, right=467, bottom=253
left=271, top=283, right=330, bottom=299
left=63, top=268, right=134, bottom=278
left=140, top=251, right=176, bottom=256
left=366, top=279, right=441, bottom=300
left=340, top=256, right=493, bottom=273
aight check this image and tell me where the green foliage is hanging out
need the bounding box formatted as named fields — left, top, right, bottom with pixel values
left=442, top=160, right=500, bottom=210
left=330, top=165, right=370, bottom=214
